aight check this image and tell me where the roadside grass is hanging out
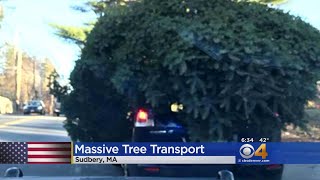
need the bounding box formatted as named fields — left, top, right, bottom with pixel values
left=282, top=108, right=320, bottom=142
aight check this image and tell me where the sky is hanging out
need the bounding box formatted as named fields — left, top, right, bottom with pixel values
left=0, top=0, right=319, bottom=81
left=0, top=0, right=96, bottom=80
left=279, top=0, right=320, bottom=30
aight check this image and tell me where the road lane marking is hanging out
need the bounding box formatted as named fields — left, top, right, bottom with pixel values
left=0, top=118, right=35, bottom=128
left=0, top=127, right=68, bottom=137
left=0, top=116, right=69, bottom=138
left=0, top=116, right=66, bottom=128
left=22, top=116, right=66, bottom=121
left=0, top=126, right=68, bottom=137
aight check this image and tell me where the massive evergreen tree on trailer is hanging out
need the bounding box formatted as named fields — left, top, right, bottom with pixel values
left=57, top=0, right=320, bottom=142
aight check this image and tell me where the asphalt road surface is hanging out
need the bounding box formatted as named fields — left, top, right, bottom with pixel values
left=0, top=114, right=319, bottom=179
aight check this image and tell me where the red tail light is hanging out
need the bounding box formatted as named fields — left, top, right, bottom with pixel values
left=144, top=167, right=160, bottom=172
left=136, top=109, right=148, bottom=123
left=134, top=108, right=155, bottom=127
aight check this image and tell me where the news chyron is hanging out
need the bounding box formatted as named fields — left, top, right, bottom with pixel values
left=0, top=141, right=275, bottom=165
left=237, top=138, right=271, bottom=164
left=238, top=143, right=270, bottom=163
left=72, top=143, right=236, bottom=164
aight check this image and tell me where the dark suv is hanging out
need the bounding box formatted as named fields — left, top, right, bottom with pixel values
left=123, top=106, right=283, bottom=179
left=123, top=107, right=233, bottom=177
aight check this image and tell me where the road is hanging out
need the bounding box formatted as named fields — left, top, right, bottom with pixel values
left=0, top=114, right=319, bottom=179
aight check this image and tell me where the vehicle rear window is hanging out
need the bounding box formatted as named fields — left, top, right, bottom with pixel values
left=29, top=101, right=40, bottom=106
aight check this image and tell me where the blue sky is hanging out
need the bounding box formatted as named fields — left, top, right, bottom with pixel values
left=279, top=0, right=320, bottom=30
left=0, top=0, right=319, bottom=80
left=0, top=0, right=96, bottom=80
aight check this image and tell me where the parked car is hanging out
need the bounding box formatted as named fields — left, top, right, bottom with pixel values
left=123, top=105, right=283, bottom=179
left=54, top=108, right=61, bottom=116
left=54, top=101, right=61, bottom=116
left=23, top=100, right=46, bottom=115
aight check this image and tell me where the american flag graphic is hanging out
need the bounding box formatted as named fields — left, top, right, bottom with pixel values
left=0, top=142, right=71, bottom=164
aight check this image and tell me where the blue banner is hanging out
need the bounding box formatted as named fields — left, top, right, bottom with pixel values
left=73, top=142, right=237, bottom=156
left=72, top=142, right=320, bottom=164
left=236, top=143, right=320, bottom=164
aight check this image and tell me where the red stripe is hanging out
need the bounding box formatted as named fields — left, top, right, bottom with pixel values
left=28, top=155, right=71, bottom=158
left=28, top=142, right=71, bottom=144
left=28, top=148, right=71, bottom=151
left=28, top=162, right=71, bottom=164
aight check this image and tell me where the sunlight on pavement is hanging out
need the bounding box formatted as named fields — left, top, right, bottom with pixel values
left=0, top=126, right=68, bottom=137
left=0, top=118, right=35, bottom=128
left=0, top=115, right=65, bottom=128
left=12, top=115, right=66, bottom=121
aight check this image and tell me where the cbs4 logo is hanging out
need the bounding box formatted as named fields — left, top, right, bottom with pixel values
left=239, top=144, right=268, bottom=159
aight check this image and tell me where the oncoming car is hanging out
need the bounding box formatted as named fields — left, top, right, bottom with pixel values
left=23, top=100, right=46, bottom=115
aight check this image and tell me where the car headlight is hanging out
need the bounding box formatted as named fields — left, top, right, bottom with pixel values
left=37, top=106, right=43, bottom=110
left=23, top=106, right=28, bottom=110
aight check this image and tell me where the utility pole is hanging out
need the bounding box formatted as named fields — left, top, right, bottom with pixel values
left=39, top=61, right=44, bottom=99
left=33, top=60, right=35, bottom=98
left=33, top=59, right=39, bottom=100
left=13, top=38, right=22, bottom=113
